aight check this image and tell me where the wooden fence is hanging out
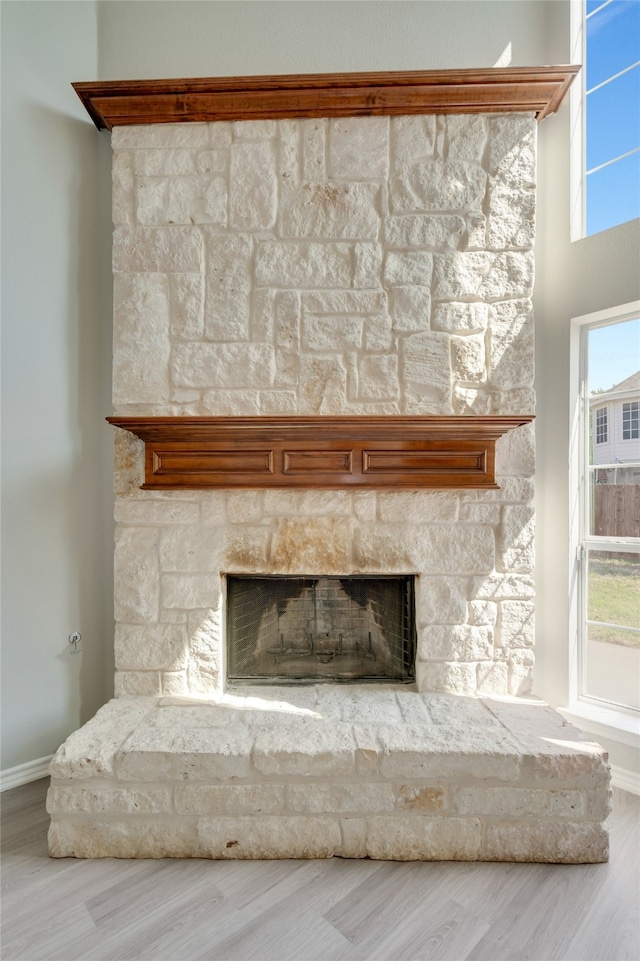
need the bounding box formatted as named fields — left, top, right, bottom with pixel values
left=594, top=484, right=640, bottom=538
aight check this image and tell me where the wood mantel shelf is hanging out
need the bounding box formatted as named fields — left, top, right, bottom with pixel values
left=108, top=415, right=534, bottom=491
left=74, top=67, right=579, bottom=130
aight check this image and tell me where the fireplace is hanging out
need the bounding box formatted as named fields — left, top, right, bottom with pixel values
left=47, top=68, right=611, bottom=864
left=226, top=575, right=416, bottom=684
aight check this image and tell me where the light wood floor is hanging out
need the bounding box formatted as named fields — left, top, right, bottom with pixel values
left=1, top=779, right=638, bottom=961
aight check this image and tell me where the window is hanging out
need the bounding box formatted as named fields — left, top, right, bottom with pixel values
left=623, top=401, right=639, bottom=439
left=595, top=406, right=608, bottom=443
left=572, top=0, right=640, bottom=237
left=571, top=303, right=640, bottom=715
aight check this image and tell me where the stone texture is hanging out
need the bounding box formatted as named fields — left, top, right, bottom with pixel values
left=173, top=343, right=275, bottom=389
left=483, top=822, right=608, bottom=864
left=136, top=176, right=226, bottom=225
left=419, top=625, right=494, bottom=661
left=281, top=183, right=380, bottom=239
left=230, top=141, right=277, bottom=230
left=401, top=332, right=452, bottom=412
left=366, top=817, right=481, bottom=860
left=355, top=524, right=494, bottom=574
left=489, top=300, right=534, bottom=389
left=115, top=625, right=188, bottom=672
left=49, top=817, right=198, bottom=859
left=169, top=273, right=204, bottom=340
left=270, top=517, right=354, bottom=574
left=389, top=286, right=431, bottom=332
left=175, top=783, right=286, bottom=815
left=391, top=160, right=486, bottom=213
left=256, top=242, right=352, bottom=288
left=204, top=232, right=252, bottom=341
left=329, top=117, right=389, bottom=179
left=113, top=273, right=171, bottom=405
left=113, top=226, right=202, bottom=272
left=433, top=302, right=489, bottom=333
left=114, top=527, right=160, bottom=624
left=432, top=252, right=534, bottom=300
left=385, top=215, right=466, bottom=249
left=198, top=816, right=341, bottom=859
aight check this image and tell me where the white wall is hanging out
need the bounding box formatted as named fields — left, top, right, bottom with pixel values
left=1, top=1, right=114, bottom=773
left=2, top=0, right=638, bottom=776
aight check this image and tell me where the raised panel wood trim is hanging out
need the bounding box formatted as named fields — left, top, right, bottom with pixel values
left=108, top=415, right=533, bottom=490
left=73, top=67, right=579, bottom=130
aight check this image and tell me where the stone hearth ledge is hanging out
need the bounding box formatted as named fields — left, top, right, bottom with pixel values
left=47, top=689, right=610, bottom=862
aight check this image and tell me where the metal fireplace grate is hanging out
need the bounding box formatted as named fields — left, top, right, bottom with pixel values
left=226, top=575, right=416, bottom=684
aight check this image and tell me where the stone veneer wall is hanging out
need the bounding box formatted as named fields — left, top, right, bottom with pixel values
left=111, top=114, right=537, bottom=698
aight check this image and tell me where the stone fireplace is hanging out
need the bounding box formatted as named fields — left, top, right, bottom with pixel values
left=47, top=68, right=611, bottom=862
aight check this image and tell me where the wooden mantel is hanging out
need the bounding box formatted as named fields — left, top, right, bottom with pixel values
left=74, top=66, right=578, bottom=130
left=108, top=415, right=534, bottom=491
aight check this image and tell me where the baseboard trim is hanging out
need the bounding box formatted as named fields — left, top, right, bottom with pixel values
left=0, top=755, right=53, bottom=792
left=610, top=764, right=640, bottom=796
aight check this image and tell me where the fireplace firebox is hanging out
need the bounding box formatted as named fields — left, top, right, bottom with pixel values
left=226, top=575, right=416, bottom=684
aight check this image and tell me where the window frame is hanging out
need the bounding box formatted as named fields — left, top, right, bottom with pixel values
left=569, top=300, right=640, bottom=719
left=622, top=401, right=639, bottom=440
left=594, top=406, right=608, bottom=444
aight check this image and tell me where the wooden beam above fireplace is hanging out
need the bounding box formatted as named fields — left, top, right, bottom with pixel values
left=74, top=67, right=579, bottom=130
left=107, top=415, right=534, bottom=491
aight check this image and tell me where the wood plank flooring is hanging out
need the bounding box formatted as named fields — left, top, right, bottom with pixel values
left=1, top=779, right=638, bottom=961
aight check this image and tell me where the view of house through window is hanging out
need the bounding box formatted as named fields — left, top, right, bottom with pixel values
left=584, top=0, right=640, bottom=235
left=581, top=314, right=640, bottom=710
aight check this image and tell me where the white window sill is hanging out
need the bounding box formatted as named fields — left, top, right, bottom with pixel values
left=559, top=701, right=640, bottom=749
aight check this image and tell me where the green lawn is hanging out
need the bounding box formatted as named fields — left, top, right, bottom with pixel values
left=588, top=552, right=640, bottom=648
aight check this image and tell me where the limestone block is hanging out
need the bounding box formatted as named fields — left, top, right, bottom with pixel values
left=377, top=724, right=520, bottom=779
left=453, top=388, right=492, bottom=415
left=468, top=600, right=498, bottom=626
left=115, top=726, right=255, bottom=781
left=446, top=115, right=487, bottom=162
left=378, top=491, right=459, bottom=524
left=209, top=122, right=233, bottom=147
left=256, top=242, right=352, bottom=288
left=476, top=661, right=509, bottom=694
left=115, top=672, right=163, bottom=696
left=187, top=609, right=222, bottom=694
left=161, top=574, right=218, bottom=610
left=113, top=273, right=171, bottom=406
left=223, top=527, right=270, bottom=571
left=389, top=286, right=431, bottom=332
left=455, top=786, right=584, bottom=819
left=391, top=116, right=436, bottom=169
left=251, top=287, right=276, bottom=343
left=488, top=116, right=536, bottom=180
left=200, top=492, right=227, bottom=527
left=401, top=331, right=451, bottom=410
left=495, top=422, right=535, bottom=476
left=465, top=212, right=488, bottom=249
left=159, top=526, right=219, bottom=573
left=498, top=505, right=535, bottom=573
left=328, top=117, right=389, bottom=179
left=113, top=226, right=203, bottom=272
left=416, top=576, right=468, bottom=625
left=233, top=120, right=276, bottom=139
left=201, top=389, right=261, bottom=415
left=355, top=524, right=494, bottom=575
left=303, top=291, right=387, bottom=315
left=112, top=123, right=210, bottom=149
left=204, top=232, right=252, bottom=341
left=419, top=625, right=493, bottom=661
left=353, top=491, right=377, bottom=521
left=172, top=343, right=276, bottom=389
left=396, top=785, right=446, bottom=812
left=433, top=302, right=489, bottom=333
left=385, top=215, right=466, bottom=249
left=175, top=783, right=286, bottom=816
left=280, top=182, right=380, bottom=239
left=270, top=517, right=354, bottom=574
left=424, top=693, right=502, bottom=728
left=114, top=499, right=200, bottom=526
left=298, top=490, right=353, bottom=515
left=225, top=491, right=264, bottom=524
left=169, top=273, right=204, bottom=340
left=390, top=160, right=486, bottom=213
left=357, top=355, right=399, bottom=401
left=299, top=355, right=348, bottom=413
left=47, top=786, right=173, bottom=816
left=275, top=290, right=300, bottom=352
left=417, top=661, right=478, bottom=695
left=352, top=727, right=380, bottom=776
left=259, top=390, right=298, bottom=414
left=134, top=148, right=197, bottom=176
left=499, top=600, right=535, bottom=648
left=489, top=300, right=534, bottom=389
left=114, top=527, right=160, bottom=624
left=115, top=624, right=188, bottom=671
left=366, top=817, right=482, bottom=860
left=472, top=571, right=535, bottom=600
left=488, top=179, right=535, bottom=250
left=288, top=782, right=396, bottom=814
left=112, top=151, right=134, bottom=224
left=492, top=388, right=536, bottom=416
left=302, top=315, right=363, bottom=351
left=48, top=698, right=157, bottom=779
left=451, top=334, right=486, bottom=383
left=196, top=149, right=228, bottom=175
left=263, top=490, right=302, bottom=515
left=432, top=252, right=534, bottom=300
left=49, top=817, right=199, bottom=859
left=475, top=476, right=534, bottom=503
left=302, top=119, right=327, bottom=181
left=363, top=314, right=393, bottom=351
left=198, top=816, right=341, bottom=859
left=230, top=141, right=277, bottom=230
left=384, top=252, right=433, bottom=286
left=459, top=503, right=501, bottom=525
left=161, top=672, right=188, bottom=695
left=279, top=120, right=300, bottom=184
left=253, top=724, right=356, bottom=777
left=136, top=176, right=227, bottom=225
left=353, top=243, right=383, bottom=288
left=508, top=656, right=534, bottom=696
left=483, top=822, right=608, bottom=864
left=340, top=818, right=368, bottom=858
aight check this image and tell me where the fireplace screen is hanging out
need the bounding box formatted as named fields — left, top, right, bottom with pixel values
left=226, top=575, right=416, bottom=684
